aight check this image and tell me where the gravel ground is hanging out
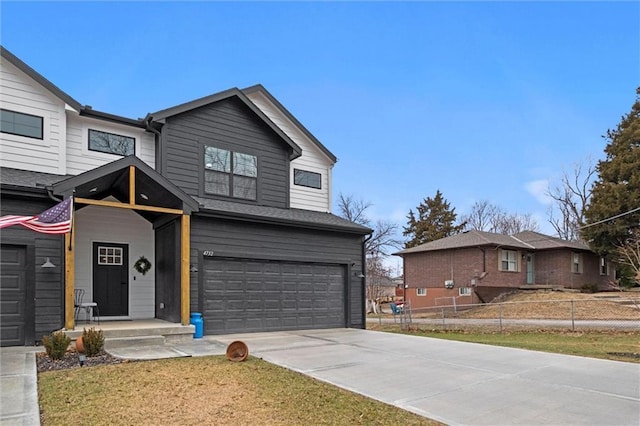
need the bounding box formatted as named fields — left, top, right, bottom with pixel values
left=36, top=350, right=129, bottom=372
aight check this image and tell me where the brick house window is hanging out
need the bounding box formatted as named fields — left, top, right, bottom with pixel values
left=600, top=257, right=608, bottom=275
left=500, top=249, right=519, bottom=272
left=416, top=288, right=427, bottom=296
left=572, top=253, right=582, bottom=273
left=459, top=287, right=471, bottom=296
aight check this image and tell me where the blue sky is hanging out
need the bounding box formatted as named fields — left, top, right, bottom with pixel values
left=2, top=1, right=639, bottom=246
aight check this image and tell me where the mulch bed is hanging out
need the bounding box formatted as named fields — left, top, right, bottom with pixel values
left=36, top=350, right=130, bottom=372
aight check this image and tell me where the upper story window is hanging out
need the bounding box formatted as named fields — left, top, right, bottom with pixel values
left=572, top=253, right=582, bottom=273
left=204, top=146, right=257, bottom=200
left=89, top=129, right=135, bottom=156
left=0, top=109, right=43, bottom=139
left=416, top=288, right=427, bottom=296
left=500, top=249, right=519, bottom=272
left=294, top=169, right=321, bottom=189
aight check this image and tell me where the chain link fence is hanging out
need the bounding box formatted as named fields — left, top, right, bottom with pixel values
left=371, top=296, right=640, bottom=332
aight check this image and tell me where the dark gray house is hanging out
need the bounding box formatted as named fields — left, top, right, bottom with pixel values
left=0, top=46, right=370, bottom=346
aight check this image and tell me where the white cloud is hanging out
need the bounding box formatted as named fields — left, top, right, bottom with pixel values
left=525, top=179, right=552, bottom=205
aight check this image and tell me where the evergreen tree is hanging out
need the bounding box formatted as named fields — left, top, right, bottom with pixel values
left=583, top=87, right=640, bottom=258
left=403, top=190, right=465, bottom=248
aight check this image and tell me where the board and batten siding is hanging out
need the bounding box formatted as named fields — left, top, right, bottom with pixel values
left=65, top=115, right=155, bottom=176
left=245, top=91, right=333, bottom=212
left=0, top=59, right=67, bottom=174
left=0, top=197, right=66, bottom=342
left=161, top=97, right=289, bottom=208
left=74, top=203, right=155, bottom=319
left=189, top=216, right=365, bottom=328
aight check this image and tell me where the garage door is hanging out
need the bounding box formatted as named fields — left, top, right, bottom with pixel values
left=203, top=258, right=345, bottom=334
left=1, top=245, right=27, bottom=346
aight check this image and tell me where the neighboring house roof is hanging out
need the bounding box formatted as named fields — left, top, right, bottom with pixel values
left=513, top=231, right=591, bottom=251
left=242, top=84, right=337, bottom=163
left=395, top=229, right=596, bottom=256
left=194, top=196, right=371, bottom=234
left=150, top=87, right=303, bottom=160
left=394, top=230, right=534, bottom=255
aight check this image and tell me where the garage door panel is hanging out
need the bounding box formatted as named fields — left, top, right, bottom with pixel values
left=203, top=258, right=345, bottom=334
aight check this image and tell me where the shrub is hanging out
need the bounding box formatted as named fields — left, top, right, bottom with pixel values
left=581, top=283, right=599, bottom=293
left=42, top=331, right=71, bottom=360
left=82, top=327, right=105, bottom=357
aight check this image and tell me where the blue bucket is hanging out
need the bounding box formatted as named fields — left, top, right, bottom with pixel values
left=190, top=312, right=204, bottom=338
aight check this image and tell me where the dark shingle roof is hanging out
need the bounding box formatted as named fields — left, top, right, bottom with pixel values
left=395, top=230, right=534, bottom=255
left=1, top=167, right=71, bottom=189
left=194, top=197, right=371, bottom=234
left=513, top=231, right=591, bottom=251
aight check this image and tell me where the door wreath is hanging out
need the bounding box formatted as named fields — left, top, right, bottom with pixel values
left=133, top=256, right=152, bottom=275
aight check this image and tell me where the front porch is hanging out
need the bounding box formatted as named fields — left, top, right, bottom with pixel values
left=63, top=319, right=196, bottom=348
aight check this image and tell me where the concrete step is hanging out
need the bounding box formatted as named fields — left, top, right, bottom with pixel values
left=105, top=335, right=166, bottom=350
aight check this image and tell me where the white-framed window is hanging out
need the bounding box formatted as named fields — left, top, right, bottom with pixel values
left=1, top=108, right=43, bottom=139
left=600, top=257, right=608, bottom=275
left=294, top=169, right=322, bottom=189
left=459, top=287, right=471, bottom=296
left=572, top=253, right=582, bottom=273
left=98, top=246, right=123, bottom=265
left=88, top=129, right=135, bottom=156
left=416, top=288, right=427, bottom=296
left=500, top=249, right=519, bottom=272
left=204, top=146, right=257, bottom=200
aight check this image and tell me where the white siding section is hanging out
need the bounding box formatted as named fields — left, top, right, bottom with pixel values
left=74, top=203, right=155, bottom=320
left=246, top=91, right=333, bottom=212
left=66, top=114, right=155, bottom=175
left=0, top=59, right=67, bottom=174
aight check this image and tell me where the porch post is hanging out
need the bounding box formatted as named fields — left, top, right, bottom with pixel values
left=64, top=231, right=75, bottom=330
left=181, top=214, right=190, bottom=325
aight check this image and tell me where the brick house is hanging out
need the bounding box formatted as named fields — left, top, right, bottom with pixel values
left=394, top=230, right=614, bottom=309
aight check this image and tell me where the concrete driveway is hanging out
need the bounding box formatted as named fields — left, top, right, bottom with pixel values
left=210, top=328, right=640, bottom=426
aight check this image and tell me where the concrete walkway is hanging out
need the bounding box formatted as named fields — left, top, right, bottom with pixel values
left=2, top=329, right=640, bottom=425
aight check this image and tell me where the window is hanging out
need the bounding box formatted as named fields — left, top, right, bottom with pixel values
left=600, top=257, right=608, bottom=275
left=572, top=253, right=582, bottom=273
left=0, top=109, right=43, bottom=139
left=500, top=249, right=518, bottom=272
left=97, top=246, right=123, bottom=265
left=416, top=288, right=427, bottom=296
left=204, top=146, right=257, bottom=200
left=459, top=287, right=471, bottom=296
left=89, top=129, right=135, bottom=156
left=294, top=169, right=321, bottom=189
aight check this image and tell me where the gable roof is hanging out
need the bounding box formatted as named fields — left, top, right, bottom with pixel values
left=150, top=87, right=303, bottom=160
left=242, top=84, right=337, bottom=163
left=1, top=46, right=83, bottom=112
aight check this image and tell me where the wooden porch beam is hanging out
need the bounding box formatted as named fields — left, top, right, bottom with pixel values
left=129, top=165, right=135, bottom=205
left=64, top=231, right=75, bottom=330
left=181, top=215, right=191, bottom=325
left=74, top=197, right=184, bottom=215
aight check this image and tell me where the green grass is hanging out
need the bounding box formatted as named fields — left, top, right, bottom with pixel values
left=38, top=356, right=439, bottom=425
left=368, top=324, right=640, bottom=363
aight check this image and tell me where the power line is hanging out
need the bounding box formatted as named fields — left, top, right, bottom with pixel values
left=578, top=206, right=640, bottom=230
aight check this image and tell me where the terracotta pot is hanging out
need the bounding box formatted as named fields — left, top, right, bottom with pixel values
left=76, top=336, right=85, bottom=353
left=226, top=340, right=249, bottom=362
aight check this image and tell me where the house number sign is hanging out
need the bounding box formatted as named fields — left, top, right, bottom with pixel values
left=203, top=250, right=215, bottom=257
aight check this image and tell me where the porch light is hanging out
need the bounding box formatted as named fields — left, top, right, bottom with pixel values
left=190, top=264, right=198, bottom=273
left=41, top=257, right=56, bottom=268
left=140, top=193, right=149, bottom=200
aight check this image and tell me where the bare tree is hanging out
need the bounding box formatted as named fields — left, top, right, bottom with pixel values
left=547, top=158, right=596, bottom=241
left=337, top=193, right=403, bottom=257
left=614, top=228, right=640, bottom=284
left=461, top=200, right=539, bottom=234
left=365, top=256, right=394, bottom=314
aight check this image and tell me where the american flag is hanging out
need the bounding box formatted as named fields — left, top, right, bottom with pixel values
left=0, top=198, right=73, bottom=234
